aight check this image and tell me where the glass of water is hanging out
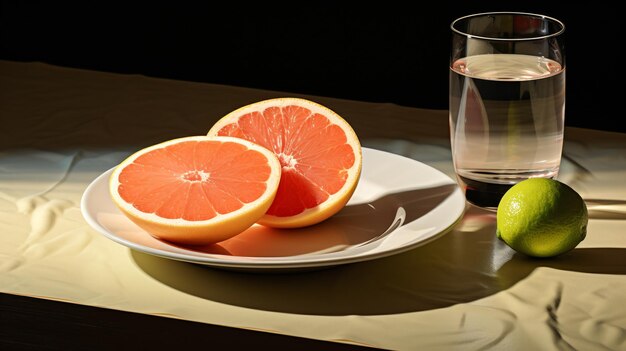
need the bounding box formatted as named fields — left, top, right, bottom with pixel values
left=449, top=12, right=566, bottom=210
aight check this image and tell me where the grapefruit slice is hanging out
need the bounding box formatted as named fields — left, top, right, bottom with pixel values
left=207, top=97, right=362, bottom=228
left=109, top=136, right=281, bottom=245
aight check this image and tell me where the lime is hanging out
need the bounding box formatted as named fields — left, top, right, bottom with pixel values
left=496, top=178, right=588, bottom=257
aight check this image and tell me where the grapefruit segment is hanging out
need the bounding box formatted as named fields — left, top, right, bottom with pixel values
left=208, top=97, right=362, bottom=228
left=109, top=136, right=281, bottom=245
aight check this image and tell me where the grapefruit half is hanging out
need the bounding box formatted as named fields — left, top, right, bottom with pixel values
left=207, top=97, right=362, bottom=228
left=109, top=136, right=281, bottom=245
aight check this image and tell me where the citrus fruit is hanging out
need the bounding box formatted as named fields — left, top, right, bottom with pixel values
left=109, top=136, right=281, bottom=245
left=207, top=97, right=362, bottom=228
left=496, top=178, right=588, bottom=257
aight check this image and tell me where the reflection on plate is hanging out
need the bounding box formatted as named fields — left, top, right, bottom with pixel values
left=81, top=147, right=465, bottom=271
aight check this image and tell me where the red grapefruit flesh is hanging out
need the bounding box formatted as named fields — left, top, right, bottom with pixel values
left=207, top=98, right=362, bottom=228
left=109, top=136, right=281, bottom=245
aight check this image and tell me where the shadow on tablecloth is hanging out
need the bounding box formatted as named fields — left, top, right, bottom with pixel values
left=132, top=205, right=626, bottom=316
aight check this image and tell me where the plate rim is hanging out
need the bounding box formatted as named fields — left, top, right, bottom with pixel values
left=80, top=147, right=466, bottom=271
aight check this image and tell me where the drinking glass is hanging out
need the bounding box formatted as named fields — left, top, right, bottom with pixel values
left=449, top=12, right=566, bottom=210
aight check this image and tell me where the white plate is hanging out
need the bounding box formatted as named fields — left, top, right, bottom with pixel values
left=81, top=147, right=466, bottom=272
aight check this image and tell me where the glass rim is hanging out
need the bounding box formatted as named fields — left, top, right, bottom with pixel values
left=451, top=11, right=565, bottom=41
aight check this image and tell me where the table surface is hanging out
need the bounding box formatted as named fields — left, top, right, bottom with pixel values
left=1, top=60, right=625, bottom=350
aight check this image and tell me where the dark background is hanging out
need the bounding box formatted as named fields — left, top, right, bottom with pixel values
left=1, top=2, right=623, bottom=132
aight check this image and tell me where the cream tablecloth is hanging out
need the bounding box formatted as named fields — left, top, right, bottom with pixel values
left=1, top=61, right=625, bottom=350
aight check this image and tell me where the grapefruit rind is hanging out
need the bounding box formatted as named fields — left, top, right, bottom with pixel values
left=207, top=97, right=362, bottom=228
left=109, top=135, right=281, bottom=245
